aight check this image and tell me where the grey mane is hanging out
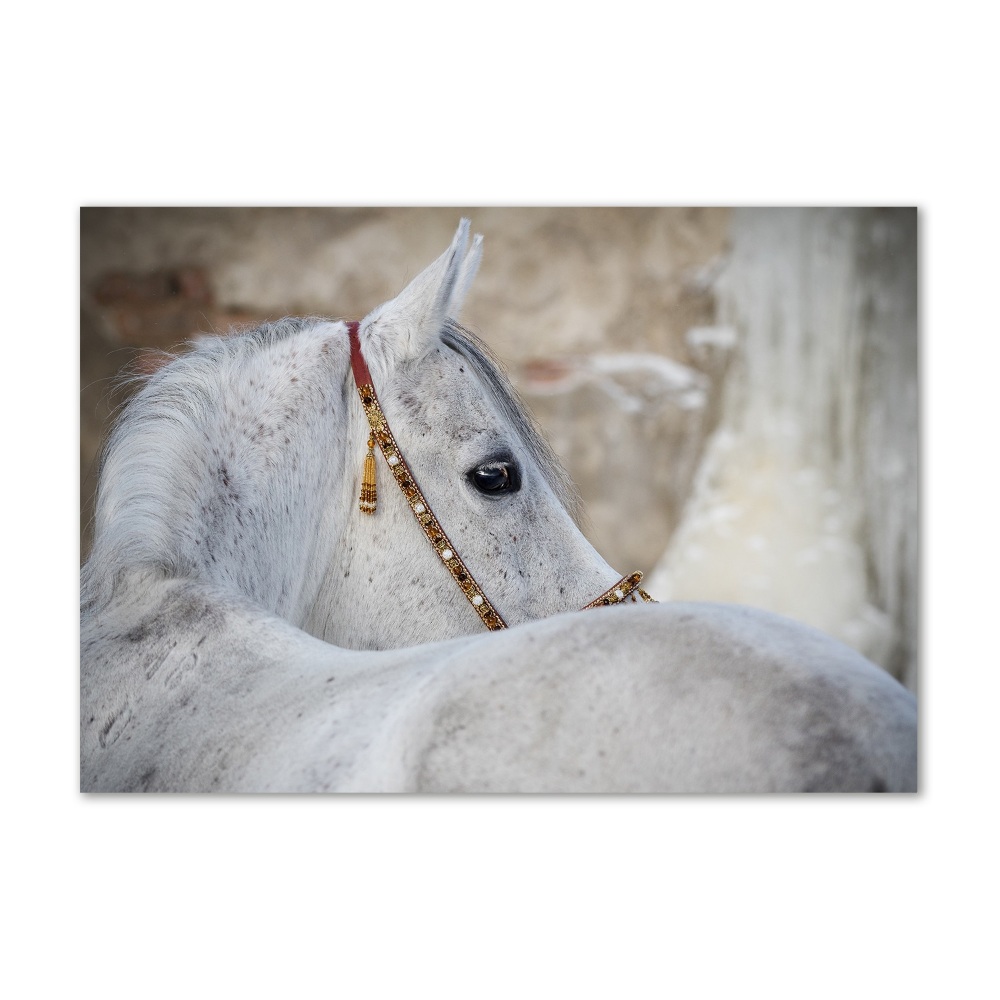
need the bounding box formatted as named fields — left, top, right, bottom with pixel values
left=82, top=317, right=329, bottom=609
left=97, top=316, right=328, bottom=472
left=441, top=320, right=584, bottom=525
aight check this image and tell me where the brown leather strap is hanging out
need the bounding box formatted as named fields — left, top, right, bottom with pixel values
left=347, top=321, right=373, bottom=387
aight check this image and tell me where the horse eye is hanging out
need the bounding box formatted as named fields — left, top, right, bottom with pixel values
left=469, top=462, right=521, bottom=495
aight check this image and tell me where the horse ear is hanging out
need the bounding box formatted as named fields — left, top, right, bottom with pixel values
left=360, top=219, right=483, bottom=373
left=450, top=229, right=483, bottom=319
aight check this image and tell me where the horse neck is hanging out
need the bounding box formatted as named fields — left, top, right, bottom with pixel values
left=83, top=320, right=357, bottom=626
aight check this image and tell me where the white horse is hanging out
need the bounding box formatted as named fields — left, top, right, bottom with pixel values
left=81, top=220, right=917, bottom=792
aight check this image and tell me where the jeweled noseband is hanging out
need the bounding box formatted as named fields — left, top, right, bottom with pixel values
left=347, top=321, right=653, bottom=631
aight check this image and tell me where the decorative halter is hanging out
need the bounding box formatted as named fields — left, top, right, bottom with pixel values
left=347, top=321, right=654, bottom=631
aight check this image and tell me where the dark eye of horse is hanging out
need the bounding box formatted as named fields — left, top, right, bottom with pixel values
left=469, top=461, right=521, bottom=495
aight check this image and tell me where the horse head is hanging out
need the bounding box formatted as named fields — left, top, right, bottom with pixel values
left=312, top=220, right=626, bottom=647
left=83, top=221, right=632, bottom=650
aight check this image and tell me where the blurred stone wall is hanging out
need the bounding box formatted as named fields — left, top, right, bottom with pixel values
left=649, top=209, right=919, bottom=689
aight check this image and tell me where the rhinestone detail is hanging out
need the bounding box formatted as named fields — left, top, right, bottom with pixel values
left=354, top=377, right=509, bottom=631
left=581, top=572, right=654, bottom=610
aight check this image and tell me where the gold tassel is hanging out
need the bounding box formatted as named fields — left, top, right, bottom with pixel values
left=359, top=438, right=377, bottom=514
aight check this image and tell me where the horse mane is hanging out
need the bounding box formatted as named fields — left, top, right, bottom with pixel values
left=82, top=317, right=335, bottom=611
left=440, top=320, right=585, bottom=527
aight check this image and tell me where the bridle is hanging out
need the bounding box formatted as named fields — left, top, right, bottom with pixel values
left=347, top=321, right=654, bottom=631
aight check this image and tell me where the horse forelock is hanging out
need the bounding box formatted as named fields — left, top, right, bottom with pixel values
left=440, top=320, right=585, bottom=527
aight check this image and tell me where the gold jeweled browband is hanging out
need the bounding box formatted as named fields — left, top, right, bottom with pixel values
left=346, top=321, right=653, bottom=630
